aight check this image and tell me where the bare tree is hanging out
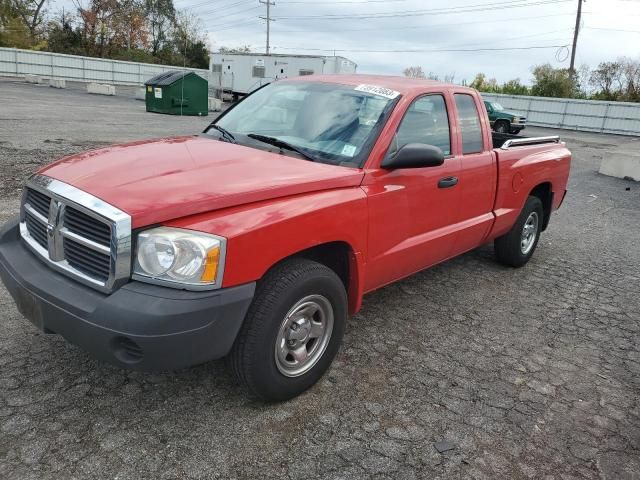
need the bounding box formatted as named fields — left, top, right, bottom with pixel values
left=11, top=0, right=47, bottom=39
left=218, top=45, right=251, bottom=54
left=621, top=58, right=640, bottom=101
left=403, top=66, right=425, bottom=79
left=589, top=61, right=623, bottom=100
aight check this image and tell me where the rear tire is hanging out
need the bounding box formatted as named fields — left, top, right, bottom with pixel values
left=229, top=258, right=347, bottom=402
left=494, top=196, right=543, bottom=267
left=494, top=120, right=510, bottom=134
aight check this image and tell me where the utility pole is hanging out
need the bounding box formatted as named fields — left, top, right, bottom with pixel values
left=569, top=0, right=584, bottom=74
left=259, top=0, right=276, bottom=55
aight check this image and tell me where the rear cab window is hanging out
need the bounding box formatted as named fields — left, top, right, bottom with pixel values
left=454, top=94, right=484, bottom=154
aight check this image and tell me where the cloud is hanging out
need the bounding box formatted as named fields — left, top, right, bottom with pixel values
left=198, top=0, right=639, bottom=84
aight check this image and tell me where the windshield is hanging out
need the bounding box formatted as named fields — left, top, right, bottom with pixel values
left=491, top=102, right=504, bottom=111
left=209, top=81, right=399, bottom=167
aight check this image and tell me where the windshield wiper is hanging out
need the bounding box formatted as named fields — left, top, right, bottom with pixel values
left=209, top=124, right=236, bottom=143
left=247, top=133, right=316, bottom=161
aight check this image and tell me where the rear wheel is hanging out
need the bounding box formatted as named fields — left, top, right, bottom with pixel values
left=229, top=258, right=347, bottom=401
left=494, top=196, right=543, bottom=267
left=494, top=120, right=510, bottom=134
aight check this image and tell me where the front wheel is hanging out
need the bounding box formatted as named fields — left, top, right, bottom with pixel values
left=510, top=128, right=522, bottom=135
left=494, top=120, right=510, bottom=134
left=229, top=258, right=347, bottom=401
left=494, top=196, right=543, bottom=267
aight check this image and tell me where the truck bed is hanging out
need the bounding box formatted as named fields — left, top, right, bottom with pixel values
left=491, top=132, right=560, bottom=150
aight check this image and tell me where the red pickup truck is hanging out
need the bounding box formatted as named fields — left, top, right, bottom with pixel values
left=0, top=75, right=571, bottom=401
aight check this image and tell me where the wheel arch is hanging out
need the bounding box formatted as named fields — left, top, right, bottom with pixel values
left=259, top=241, right=365, bottom=315
left=528, top=182, right=553, bottom=231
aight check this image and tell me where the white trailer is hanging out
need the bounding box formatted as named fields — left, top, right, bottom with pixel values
left=210, top=53, right=357, bottom=96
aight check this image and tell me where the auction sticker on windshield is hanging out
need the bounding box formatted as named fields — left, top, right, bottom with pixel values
left=354, top=84, right=400, bottom=99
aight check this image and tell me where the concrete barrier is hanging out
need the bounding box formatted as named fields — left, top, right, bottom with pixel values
left=600, top=155, right=640, bottom=182
left=24, top=74, right=43, bottom=84
left=135, top=87, right=146, bottom=101
left=208, top=97, right=222, bottom=112
left=87, top=83, right=116, bottom=96
left=49, top=78, right=66, bottom=89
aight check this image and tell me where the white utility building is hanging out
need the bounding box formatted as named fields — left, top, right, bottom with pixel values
left=210, top=53, right=357, bottom=96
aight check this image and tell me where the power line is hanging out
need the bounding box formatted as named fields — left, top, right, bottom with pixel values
left=208, top=0, right=576, bottom=33
left=196, top=5, right=260, bottom=21
left=185, top=1, right=259, bottom=17
left=584, top=26, right=640, bottom=33
left=273, top=0, right=572, bottom=20
left=257, top=12, right=581, bottom=35
left=279, top=0, right=409, bottom=3
left=270, top=44, right=568, bottom=53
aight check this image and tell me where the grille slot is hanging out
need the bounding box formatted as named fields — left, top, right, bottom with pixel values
left=26, top=188, right=51, bottom=218
left=25, top=212, right=48, bottom=248
left=64, top=207, right=111, bottom=246
left=63, top=238, right=111, bottom=281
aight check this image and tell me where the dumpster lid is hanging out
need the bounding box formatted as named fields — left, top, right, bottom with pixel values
left=145, top=70, right=192, bottom=86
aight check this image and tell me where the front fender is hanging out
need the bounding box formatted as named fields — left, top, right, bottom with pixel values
left=164, top=187, right=369, bottom=311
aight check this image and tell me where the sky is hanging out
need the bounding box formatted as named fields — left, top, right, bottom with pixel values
left=55, top=0, right=639, bottom=85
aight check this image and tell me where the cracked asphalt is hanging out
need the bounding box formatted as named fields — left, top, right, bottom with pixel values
left=1, top=79, right=639, bottom=479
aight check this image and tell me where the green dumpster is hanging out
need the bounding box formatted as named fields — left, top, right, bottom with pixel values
left=144, top=70, right=208, bottom=116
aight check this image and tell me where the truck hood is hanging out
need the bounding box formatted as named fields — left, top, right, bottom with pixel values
left=502, top=110, right=525, bottom=118
left=39, top=136, right=365, bottom=228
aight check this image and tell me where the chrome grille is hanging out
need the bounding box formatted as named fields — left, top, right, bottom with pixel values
left=19, top=175, right=132, bottom=293
left=64, top=206, right=112, bottom=246
left=64, top=237, right=111, bottom=281
left=24, top=210, right=48, bottom=248
left=25, top=188, right=50, bottom=218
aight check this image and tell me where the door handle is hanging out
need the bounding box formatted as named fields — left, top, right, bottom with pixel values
left=438, top=176, right=459, bottom=188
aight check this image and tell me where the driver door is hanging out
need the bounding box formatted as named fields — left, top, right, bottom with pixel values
left=363, top=93, right=461, bottom=292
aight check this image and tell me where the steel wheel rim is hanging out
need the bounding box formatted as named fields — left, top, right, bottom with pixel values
left=274, top=294, right=334, bottom=377
left=521, top=211, right=539, bottom=255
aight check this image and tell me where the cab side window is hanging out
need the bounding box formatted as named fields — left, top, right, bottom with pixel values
left=454, top=94, right=484, bottom=154
left=392, top=95, right=451, bottom=156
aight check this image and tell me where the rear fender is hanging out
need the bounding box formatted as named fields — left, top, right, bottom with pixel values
left=491, top=145, right=571, bottom=239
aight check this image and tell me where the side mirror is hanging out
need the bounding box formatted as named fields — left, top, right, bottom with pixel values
left=381, top=143, right=445, bottom=169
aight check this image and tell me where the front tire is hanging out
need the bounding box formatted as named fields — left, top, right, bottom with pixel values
left=494, top=196, right=543, bottom=267
left=229, top=258, right=347, bottom=401
left=494, top=120, right=510, bottom=134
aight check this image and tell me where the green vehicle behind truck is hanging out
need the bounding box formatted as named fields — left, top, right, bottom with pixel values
left=484, top=100, right=526, bottom=135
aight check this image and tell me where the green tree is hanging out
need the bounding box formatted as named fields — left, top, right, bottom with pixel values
left=47, top=18, right=83, bottom=54
left=470, top=73, right=499, bottom=93
left=145, top=0, right=175, bottom=56
left=501, top=79, right=529, bottom=95
left=530, top=64, right=577, bottom=98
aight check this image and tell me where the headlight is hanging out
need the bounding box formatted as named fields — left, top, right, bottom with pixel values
left=133, top=227, right=225, bottom=290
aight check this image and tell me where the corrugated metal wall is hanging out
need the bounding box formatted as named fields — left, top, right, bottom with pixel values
left=0, top=47, right=209, bottom=85
left=482, top=93, right=640, bottom=136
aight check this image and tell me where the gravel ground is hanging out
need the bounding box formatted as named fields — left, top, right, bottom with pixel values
left=0, top=79, right=639, bottom=480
